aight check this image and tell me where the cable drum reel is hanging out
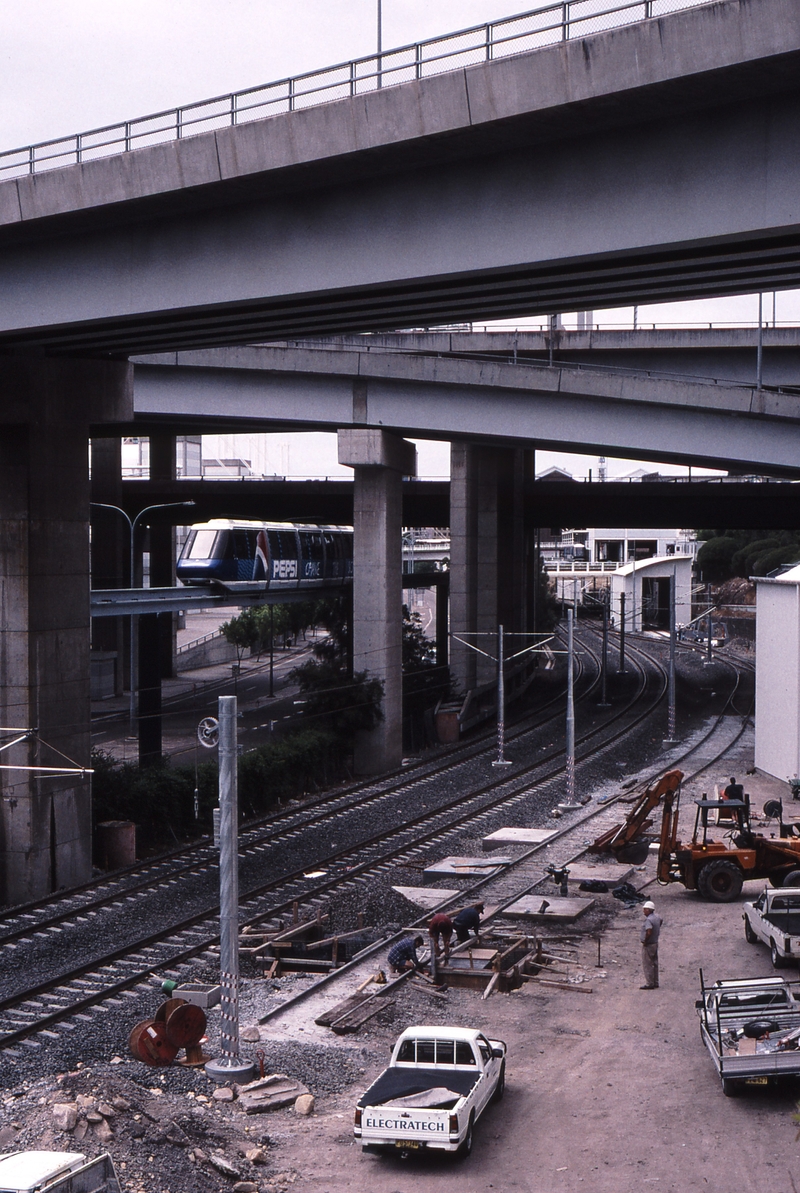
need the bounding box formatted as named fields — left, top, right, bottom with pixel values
left=129, top=998, right=211, bottom=1068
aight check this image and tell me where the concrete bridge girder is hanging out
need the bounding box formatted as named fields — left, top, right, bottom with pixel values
left=132, top=348, right=800, bottom=476
left=1, top=1, right=800, bottom=350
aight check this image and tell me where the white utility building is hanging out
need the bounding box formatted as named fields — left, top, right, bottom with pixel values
left=755, top=565, right=800, bottom=784
left=609, top=556, right=693, bottom=633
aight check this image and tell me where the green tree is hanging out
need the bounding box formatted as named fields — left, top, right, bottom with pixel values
left=221, top=607, right=260, bottom=663
left=696, top=536, right=740, bottom=582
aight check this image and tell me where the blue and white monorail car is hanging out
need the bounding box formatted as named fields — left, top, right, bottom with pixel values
left=176, top=520, right=353, bottom=592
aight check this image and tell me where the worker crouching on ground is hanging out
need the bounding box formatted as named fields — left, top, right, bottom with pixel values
left=453, top=902, right=484, bottom=944
left=640, top=899, right=662, bottom=989
left=428, top=913, right=454, bottom=962
left=388, top=934, right=425, bottom=974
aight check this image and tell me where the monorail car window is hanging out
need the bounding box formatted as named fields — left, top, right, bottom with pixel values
left=267, top=530, right=298, bottom=559
left=186, top=529, right=219, bottom=560
left=231, top=529, right=254, bottom=559
left=300, top=532, right=324, bottom=563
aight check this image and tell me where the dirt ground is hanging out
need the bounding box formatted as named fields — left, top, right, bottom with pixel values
left=274, top=766, right=800, bottom=1193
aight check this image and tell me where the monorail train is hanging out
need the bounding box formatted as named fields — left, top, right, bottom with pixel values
left=176, top=520, right=353, bottom=591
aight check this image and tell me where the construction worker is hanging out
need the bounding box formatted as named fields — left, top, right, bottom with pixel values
left=452, top=902, right=484, bottom=944
left=640, top=900, right=662, bottom=989
left=428, top=912, right=454, bottom=962
left=387, top=935, right=425, bottom=974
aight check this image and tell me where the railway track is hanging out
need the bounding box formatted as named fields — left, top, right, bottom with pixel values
left=0, top=631, right=755, bottom=1061
left=0, top=633, right=668, bottom=1053
left=258, top=665, right=755, bottom=1033
left=0, top=625, right=599, bottom=945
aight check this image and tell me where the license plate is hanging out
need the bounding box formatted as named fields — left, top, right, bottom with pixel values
left=745, top=1077, right=768, bottom=1085
left=395, top=1141, right=421, bottom=1149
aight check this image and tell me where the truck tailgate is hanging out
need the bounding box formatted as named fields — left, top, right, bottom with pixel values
left=360, top=1105, right=453, bottom=1144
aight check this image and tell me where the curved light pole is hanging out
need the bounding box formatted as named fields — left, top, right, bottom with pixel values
left=91, top=500, right=195, bottom=729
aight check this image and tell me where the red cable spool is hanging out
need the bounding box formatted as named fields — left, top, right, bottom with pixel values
left=129, top=1019, right=179, bottom=1067
left=165, top=1000, right=210, bottom=1068
left=165, top=1002, right=206, bottom=1048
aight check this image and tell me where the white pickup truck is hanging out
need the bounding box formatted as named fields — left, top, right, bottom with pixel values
left=354, top=1025, right=506, bottom=1159
left=697, top=975, right=800, bottom=1095
left=0, top=1152, right=120, bottom=1193
left=743, top=887, right=800, bottom=966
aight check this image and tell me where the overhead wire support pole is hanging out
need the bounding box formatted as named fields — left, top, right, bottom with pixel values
left=566, top=608, right=576, bottom=802
left=598, top=591, right=610, bottom=707
left=666, top=568, right=678, bottom=743
left=706, top=582, right=713, bottom=664
left=492, top=624, right=512, bottom=768
left=618, top=591, right=627, bottom=673
left=206, top=696, right=255, bottom=1085
left=757, top=291, right=764, bottom=390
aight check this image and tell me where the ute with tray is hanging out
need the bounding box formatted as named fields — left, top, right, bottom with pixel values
left=697, top=974, right=800, bottom=1096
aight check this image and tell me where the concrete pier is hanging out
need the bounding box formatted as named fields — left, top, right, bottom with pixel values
left=338, top=430, right=416, bottom=774
left=0, top=359, right=131, bottom=904
left=450, top=444, right=531, bottom=694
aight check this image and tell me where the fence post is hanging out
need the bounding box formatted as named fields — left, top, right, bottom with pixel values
left=486, top=23, right=493, bottom=61
left=562, top=2, right=569, bottom=40
left=288, top=78, right=295, bottom=112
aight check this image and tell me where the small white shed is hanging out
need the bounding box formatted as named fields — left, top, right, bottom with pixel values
left=755, top=565, right=800, bottom=783
left=609, top=555, right=693, bottom=633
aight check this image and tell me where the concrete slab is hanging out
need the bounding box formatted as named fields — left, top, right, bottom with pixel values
left=391, top=885, right=461, bottom=910
left=566, top=863, right=634, bottom=884
left=482, top=827, right=557, bottom=851
left=504, top=895, right=595, bottom=922
left=423, top=856, right=512, bottom=883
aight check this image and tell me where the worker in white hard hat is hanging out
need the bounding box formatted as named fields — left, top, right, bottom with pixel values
left=640, top=899, right=662, bottom=990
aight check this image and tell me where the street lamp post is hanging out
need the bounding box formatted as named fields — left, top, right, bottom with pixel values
left=91, top=500, right=195, bottom=729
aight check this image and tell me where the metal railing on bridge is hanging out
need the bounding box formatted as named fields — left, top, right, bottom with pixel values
left=0, top=0, right=706, bottom=180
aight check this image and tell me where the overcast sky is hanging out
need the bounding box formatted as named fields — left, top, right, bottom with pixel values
left=7, top=2, right=797, bottom=482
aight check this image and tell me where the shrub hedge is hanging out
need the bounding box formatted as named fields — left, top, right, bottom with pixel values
left=92, top=728, right=343, bottom=857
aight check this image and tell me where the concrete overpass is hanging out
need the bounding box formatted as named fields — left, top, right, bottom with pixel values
left=121, top=475, right=800, bottom=531
left=129, top=342, right=800, bottom=476
left=1, top=0, right=800, bottom=351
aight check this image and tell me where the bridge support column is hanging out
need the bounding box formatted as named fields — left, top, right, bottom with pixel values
left=0, top=359, right=132, bottom=904
left=338, top=430, right=417, bottom=774
left=450, top=443, right=530, bottom=695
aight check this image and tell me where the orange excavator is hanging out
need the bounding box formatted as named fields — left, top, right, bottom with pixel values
left=590, top=769, right=800, bottom=902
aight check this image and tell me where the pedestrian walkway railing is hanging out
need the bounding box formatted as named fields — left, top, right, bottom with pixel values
left=0, top=0, right=706, bottom=180
left=177, top=628, right=224, bottom=655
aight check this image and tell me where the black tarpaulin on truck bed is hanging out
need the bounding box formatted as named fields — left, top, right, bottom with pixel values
left=357, top=1067, right=480, bottom=1108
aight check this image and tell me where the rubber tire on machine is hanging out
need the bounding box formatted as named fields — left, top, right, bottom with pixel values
left=771, top=939, right=789, bottom=969
left=457, top=1114, right=475, bottom=1159
left=492, top=1061, right=506, bottom=1102
left=722, top=1077, right=738, bottom=1097
left=697, top=859, right=744, bottom=903
left=783, top=870, right=800, bottom=888
left=744, top=917, right=759, bottom=944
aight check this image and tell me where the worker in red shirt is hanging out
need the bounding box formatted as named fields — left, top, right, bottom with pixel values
left=428, top=912, right=454, bottom=962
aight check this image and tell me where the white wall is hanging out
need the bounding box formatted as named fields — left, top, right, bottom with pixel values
left=755, top=582, right=800, bottom=783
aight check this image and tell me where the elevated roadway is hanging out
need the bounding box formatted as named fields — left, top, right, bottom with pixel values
left=2, top=0, right=800, bottom=350
left=130, top=342, right=800, bottom=476
left=122, top=476, right=800, bottom=531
